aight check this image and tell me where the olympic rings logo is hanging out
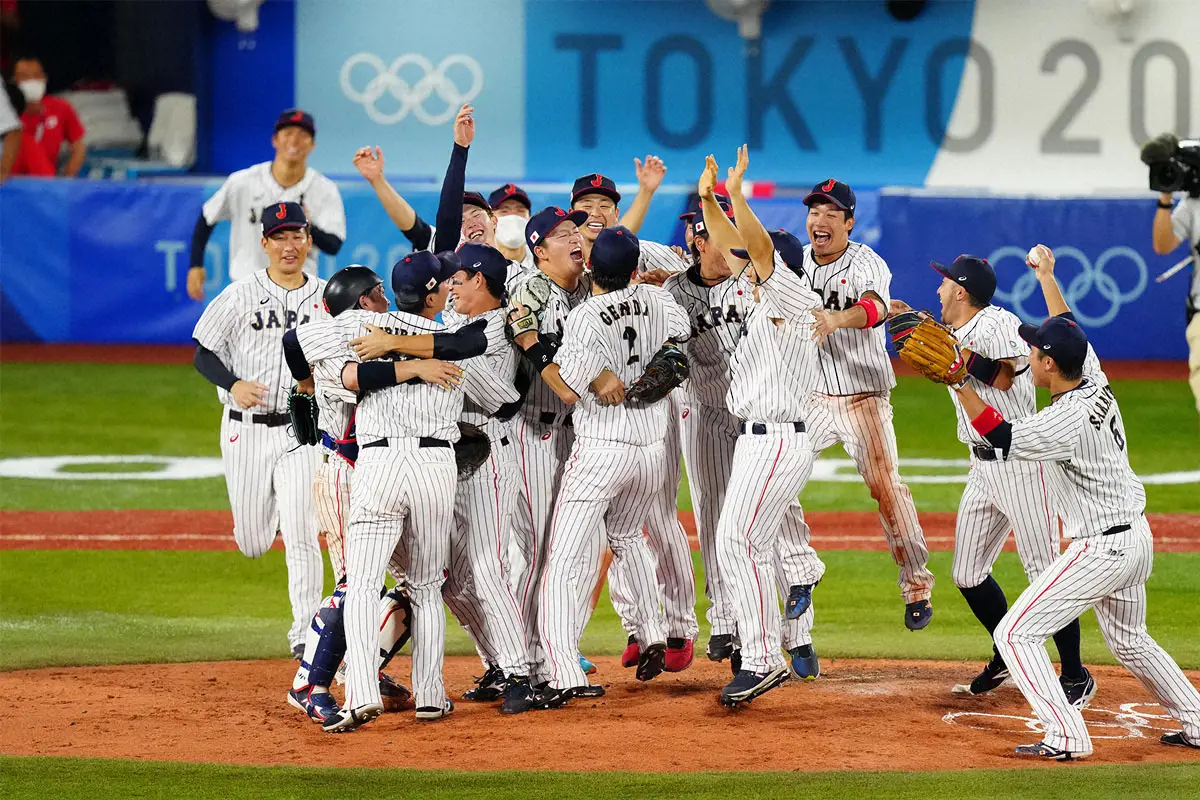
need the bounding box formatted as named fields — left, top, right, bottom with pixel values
left=988, top=245, right=1148, bottom=328
left=339, top=53, right=484, bottom=126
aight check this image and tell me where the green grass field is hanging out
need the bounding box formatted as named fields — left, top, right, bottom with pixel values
left=1, top=361, right=1197, bottom=794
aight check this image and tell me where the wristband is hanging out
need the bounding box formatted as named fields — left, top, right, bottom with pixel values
left=522, top=341, right=555, bottom=373
left=1158, top=200, right=1174, bottom=210
left=853, top=298, right=881, bottom=328
left=970, top=405, right=1005, bottom=436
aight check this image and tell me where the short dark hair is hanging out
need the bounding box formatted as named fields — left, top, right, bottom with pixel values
left=1038, top=349, right=1083, bottom=381
left=482, top=273, right=506, bottom=303
left=592, top=267, right=634, bottom=293
left=966, top=292, right=989, bottom=310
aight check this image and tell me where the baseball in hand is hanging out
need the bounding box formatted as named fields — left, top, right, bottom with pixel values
left=1027, top=246, right=1041, bottom=267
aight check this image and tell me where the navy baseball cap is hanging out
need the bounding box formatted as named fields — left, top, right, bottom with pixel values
left=679, top=192, right=731, bottom=221
left=526, top=206, right=588, bottom=250
left=274, top=109, right=315, bottom=138
left=1018, top=316, right=1089, bottom=374
left=803, top=178, right=856, bottom=215
left=488, top=183, right=531, bottom=211
left=571, top=173, right=622, bottom=205
left=692, top=198, right=735, bottom=237
left=261, top=201, right=309, bottom=237
left=589, top=226, right=641, bottom=280
left=391, top=251, right=455, bottom=303
left=463, top=191, right=491, bottom=212
left=931, top=254, right=997, bottom=304
left=730, top=229, right=806, bottom=271
left=455, top=243, right=509, bottom=286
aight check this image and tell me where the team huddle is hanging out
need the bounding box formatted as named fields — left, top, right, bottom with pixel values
left=191, top=106, right=1200, bottom=758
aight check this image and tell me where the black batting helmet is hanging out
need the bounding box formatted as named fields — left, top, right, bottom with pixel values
left=323, top=265, right=383, bottom=317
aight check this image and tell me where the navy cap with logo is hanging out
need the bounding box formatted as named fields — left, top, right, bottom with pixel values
left=1018, top=316, right=1089, bottom=374
left=274, top=108, right=315, bottom=138
left=679, top=192, right=731, bottom=221
left=803, top=178, right=856, bottom=215
left=589, top=226, right=641, bottom=280
left=455, top=243, right=509, bottom=286
left=730, top=229, right=807, bottom=272
left=525, top=206, right=588, bottom=251
left=692, top=198, right=735, bottom=237
left=391, top=250, right=455, bottom=306
left=261, top=201, right=309, bottom=237
left=931, top=254, right=997, bottom=305
left=488, top=183, right=531, bottom=211
left=571, top=173, right=622, bottom=206
left=463, top=191, right=491, bottom=212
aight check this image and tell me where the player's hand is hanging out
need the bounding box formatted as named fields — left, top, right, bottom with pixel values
left=454, top=104, right=475, bottom=148
left=187, top=266, right=206, bottom=301
left=670, top=245, right=688, bottom=261
left=350, top=324, right=399, bottom=360
left=810, top=309, right=838, bottom=344
left=698, top=155, right=718, bottom=199
left=638, top=268, right=673, bottom=287
left=888, top=299, right=914, bottom=318
left=295, top=377, right=315, bottom=396
left=507, top=302, right=539, bottom=347
left=412, top=359, right=463, bottom=390
left=591, top=369, right=626, bottom=406
left=634, top=155, right=667, bottom=193
left=353, top=146, right=384, bottom=183
left=231, top=380, right=269, bottom=409
left=725, top=144, right=749, bottom=197
left=1026, top=244, right=1055, bottom=279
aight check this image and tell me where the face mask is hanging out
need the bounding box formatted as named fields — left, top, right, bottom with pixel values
left=18, top=79, right=46, bottom=103
left=494, top=214, right=528, bottom=249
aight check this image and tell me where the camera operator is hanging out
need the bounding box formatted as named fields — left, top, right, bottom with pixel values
left=1145, top=133, right=1200, bottom=430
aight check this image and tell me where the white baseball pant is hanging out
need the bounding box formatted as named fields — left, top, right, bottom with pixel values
left=313, top=452, right=353, bottom=581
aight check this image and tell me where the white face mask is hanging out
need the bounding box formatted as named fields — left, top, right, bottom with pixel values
left=494, top=214, right=528, bottom=249
left=18, top=79, right=46, bottom=103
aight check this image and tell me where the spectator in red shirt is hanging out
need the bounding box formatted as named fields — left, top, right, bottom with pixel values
left=12, top=56, right=86, bottom=177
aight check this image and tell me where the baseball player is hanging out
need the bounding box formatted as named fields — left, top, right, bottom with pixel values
left=801, top=178, right=936, bottom=629
left=701, top=149, right=826, bottom=706
left=508, top=226, right=689, bottom=704
left=489, top=183, right=534, bottom=268
left=191, top=202, right=326, bottom=658
left=187, top=110, right=346, bottom=300
left=892, top=254, right=1092, bottom=704
left=953, top=248, right=1200, bottom=759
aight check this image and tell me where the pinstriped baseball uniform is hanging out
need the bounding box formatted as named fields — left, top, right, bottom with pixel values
left=947, top=306, right=1061, bottom=589
left=202, top=163, right=346, bottom=282
left=509, top=270, right=590, bottom=674
left=993, top=371, right=1200, bottom=755
left=192, top=271, right=327, bottom=650
left=537, top=283, right=690, bottom=689
left=638, top=240, right=688, bottom=273
left=801, top=241, right=935, bottom=603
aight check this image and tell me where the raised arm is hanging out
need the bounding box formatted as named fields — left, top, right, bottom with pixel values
left=433, top=104, right=474, bottom=254
left=1027, top=244, right=1070, bottom=317
left=353, top=146, right=432, bottom=250
left=724, top=145, right=774, bottom=281
left=618, top=155, right=667, bottom=234
left=696, top=155, right=746, bottom=274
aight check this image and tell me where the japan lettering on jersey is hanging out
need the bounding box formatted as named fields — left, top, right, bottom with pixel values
left=202, top=162, right=347, bottom=282
left=802, top=241, right=895, bottom=395
left=556, top=284, right=691, bottom=446
left=192, top=272, right=328, bottom=413
left=1005, top=377, right=1145, bottom=537
left=513, top=271, right=590, bottom=417
left=948, top=305, right=1034, bottom=446
left=663, top=266, right=755, bottom=409
left=727, top=261, right=823, bottom=423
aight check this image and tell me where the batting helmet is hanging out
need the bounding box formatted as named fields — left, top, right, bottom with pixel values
left=323, top=265, right=383, bottom=317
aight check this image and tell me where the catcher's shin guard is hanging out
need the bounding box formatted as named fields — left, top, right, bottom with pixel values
left=378, top=586, right=413, bottom=671
left=306, top=584, right=348, bottom=688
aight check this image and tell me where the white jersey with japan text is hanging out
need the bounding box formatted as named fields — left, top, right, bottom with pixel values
left=663, top=266, right=754, bottom=409
left=948, top=305, right=1034, bottom=446
left=512, top=270, right=590, bottom=420
left=727, top=260, right=823, bottom=422
left=192, top=271, right=328, bottom=413
left=556, top=283, right=690, bottom=446
left=803, top=240, right=895, bottom=395
left=202, top=162, right=346, bottom=282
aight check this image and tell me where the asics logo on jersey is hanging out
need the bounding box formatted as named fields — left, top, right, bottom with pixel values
left=339, top=53, right=483, bottom=126
left=250, top=310, right=311, bottom=330
left=988, top=245, right=1148, bottom=327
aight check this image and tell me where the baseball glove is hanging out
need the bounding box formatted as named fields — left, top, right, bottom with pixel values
left=454, top=422, right=491, bottom=479
left=509, top=271, right=552, bottom=323
left=886, top=309, right=925, bottom=352
left=287, top=386, right=320, bottom=446
left=899, top=317, right=968, bottom=385
left=625, top=341, right=690, bottom=405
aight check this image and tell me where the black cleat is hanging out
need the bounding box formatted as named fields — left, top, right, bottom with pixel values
left=952, top=658, right=1010, bottom=696
left=462, top=663, right=505, bottom=702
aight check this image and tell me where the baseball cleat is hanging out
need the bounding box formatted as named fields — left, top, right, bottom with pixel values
left=636, top=642, right=667, bottom=681
left=415, top=699, right=455, bottom=722
left=721, top=666, right=789, bottom=706
left=621, top=635, right=640, bottom=668
left=905, top=599, right=933, bottom=631
left=1013, top=741, right=1089, bottom=761
left=532, top=683, right=573, bottom=710
left=664, top=638, right=694, bottom=672
left=321, top=702, right=383, bottom=733
left=788, top=645, right=820, bottom=680
left=952, top=659, right=1010, bottom=696
left=1160, top=731, right=1200, bottom=749
left=500, top=676, right=536, bottom=715
left=571, top=684, right=606, bottom=699
left=706, top=634, right=735, bottom=662
left=462, top=663, right=505, bottom=702
left=1060, top=668, right=1097, bottom=710
left=379, top=671, right=414, bottom=712
left=579, top=654, right=598, bottom=675
left=291, top=643, right=305, bottom=661
left=287, top=686, right=341, bottom=723
left=785, top=582, right=817, bottom=620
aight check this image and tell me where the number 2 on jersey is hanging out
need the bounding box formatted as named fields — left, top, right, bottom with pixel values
left=622, top=326, right=640, bottom=365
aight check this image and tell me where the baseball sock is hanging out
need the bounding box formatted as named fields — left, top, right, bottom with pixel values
left=958, top=576, right=1008, bottom=664
left=1053, top=618, right=1085, bottom=682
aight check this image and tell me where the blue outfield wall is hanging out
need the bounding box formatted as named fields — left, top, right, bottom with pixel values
left=0, top=178, right=1190, bottom=360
